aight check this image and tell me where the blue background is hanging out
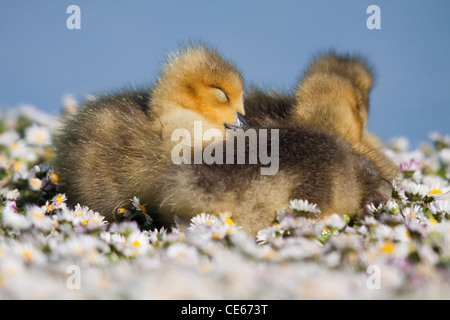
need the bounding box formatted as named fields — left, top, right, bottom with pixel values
left=1, top=0, right=449, bottom=147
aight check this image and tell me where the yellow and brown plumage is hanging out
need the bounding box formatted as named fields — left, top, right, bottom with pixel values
left=54, top=46, right=394, bottom=234
left=244, top=52, right=398, bottom=185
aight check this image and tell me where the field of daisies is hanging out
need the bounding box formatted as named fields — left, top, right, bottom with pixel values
left=1, top=100, right=450, bottom=299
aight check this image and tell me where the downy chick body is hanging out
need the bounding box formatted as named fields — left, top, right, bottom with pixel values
left=54, top=45, right=245, bottom=227
left=157, top=126, right=391, bottom=234
left=244, top=52, right=398, bottom=184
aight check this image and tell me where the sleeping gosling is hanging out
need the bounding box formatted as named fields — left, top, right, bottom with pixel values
left=244, top=52, right=398, bottom=184
left=54, top=44, right=246, bottom=227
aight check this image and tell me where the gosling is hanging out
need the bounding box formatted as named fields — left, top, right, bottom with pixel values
left=244, top=52, right=398, bottom=184
left=54, top=44, right=246, bottom=228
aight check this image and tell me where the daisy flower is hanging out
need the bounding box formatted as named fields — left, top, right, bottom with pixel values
left=403, top=182, right=430, bottom=201
left=100, top=231, right=126, bottom=249
left=219, top=212, right=234, bottom=227
left=188, top=212, right=235, bottom=240
left=43, top=201, right=55, bottom=213
left=399, top=160, right=422, bottom=178
left=385, top=200, right=400, bottom=215
left=323, top=213, right=347, bottom=231
left=276, top=238, right=322, bottom=261
left=131, top=196, right=147, bottom=214
left=439, top=148, right=450, bottom=166
left=11, top=160, right=30, bottom=181
left=392, top=181, right=408, bottom=205
left=2, top=189, right=20, bottom=201
left=147, top=227, right=168, bottom=245
left=117, top=207, right=131, bottom=216
left=0, top=255, right=25, bottom=287
left=2, top=202, right=30, bottom=230
left=109, top=221, right=141, bottom=238
left=165, top=242, right=200, bottom=266
left=277, top=212, right=301, bottom=231
left=402, top=204, right=424, bottom=220
left=422, top=175, right=450, bottom=199
left=256, top=227, right=277, bottom=245
left=24, top=124, right=51, bottom=147
left=12, top=242, right=45, bottom=265
left=430, top=131, right=450, bottom=150
left=389, top=136, right=409, bottom=152
left=0, top=130, right=19, bottom=147
left=51, top=193, right=67, bottom=210
left=54, top=207, right=75, bottom=224
left=379, top=240, right=396, bottom=255
left=4, top=200, right=18, bottom=214
left=418, top=245, right=439, bottom=266
left=365, top=202, right=384, bottom=214
left=289, top=199, right=321, bottom=216
left=56, top=235, right=109, bottom=264
left=189, top=213, right=220, bottom=230
left=25, top=205, right=53, bottom=231
left=428, top=199, right=450, bottom=218
left=48, top=172, right=59, bottom=185
left=399, top=160, right=422, bottom=172
left=82, top=211, right=107, bottom=229
left=125, top=231, right=151, bottom=257
left=73, top=204, right=107, bottom=229
left=406, top=221, right=427, bottom=241
left=9, top=139, right=37, bottom=162
left=62, top=94, right=79, bottom=115
left=28, top=177, right=42, bottom=192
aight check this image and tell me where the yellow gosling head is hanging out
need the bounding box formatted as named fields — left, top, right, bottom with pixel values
left=151, top=44, right=245, bottom=135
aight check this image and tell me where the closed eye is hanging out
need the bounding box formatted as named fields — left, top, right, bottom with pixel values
left=214, top=87, right=229, bottom=102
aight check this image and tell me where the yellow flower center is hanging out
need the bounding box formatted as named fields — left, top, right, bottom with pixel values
left=50, top=173, right=59, bottom=184
left=74, top=246, right=83, bottom=255
left=33, top=212, right=44, bottom=220
left=12, top=161, right=22, bottom=172
left=430, top=218, right=437, bottom=225
left=406, top=230, right=411, bottom=239
left=138, top=205, right=147, bottom=214
left=29, top=178, right=42, bottom=189
left=381, top=242, right=395, bottom=254
left=23, top=251, right=33, bottom=261
left=10, top=142, right=18, bottom=150
left=226, top=228, right=235, bottom=235
left=200, top=263, right=212, bottom=274
left=35, top=132, right=45, bottom=142
left=225, top=217, right=234, bottom=226
left=429, top=189, right=443, bottom=197
left=133, top=240, right=140, bottom=247
left=265, top=249, right=277, bottom=260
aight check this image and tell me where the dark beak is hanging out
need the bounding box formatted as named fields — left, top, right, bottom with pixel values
left=225, top=112, right=249, bottom=129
